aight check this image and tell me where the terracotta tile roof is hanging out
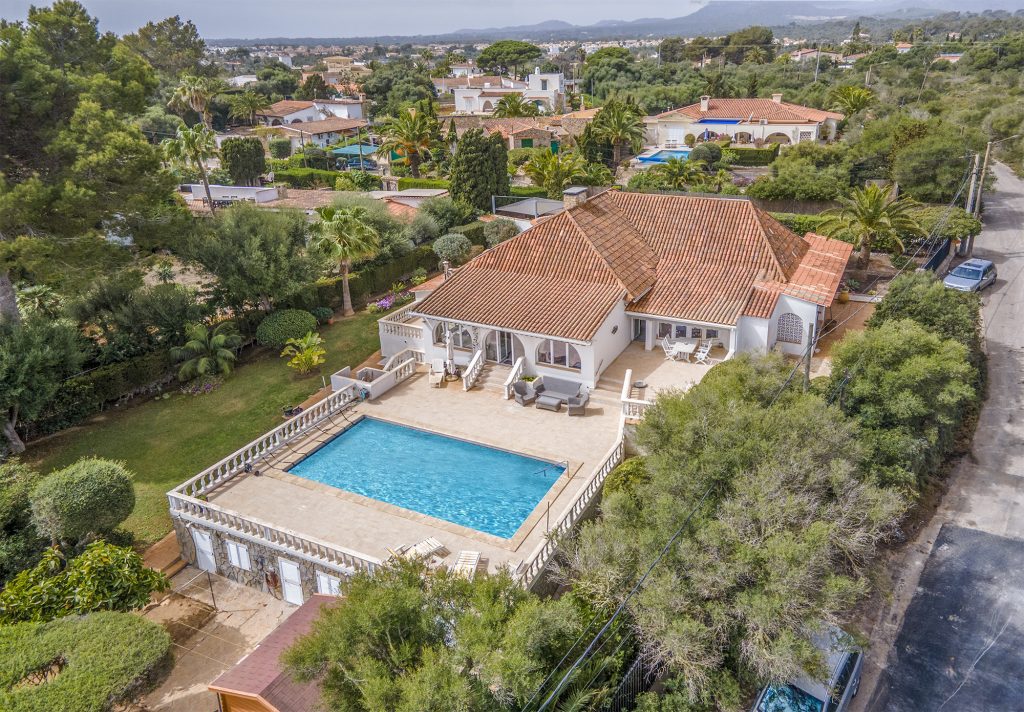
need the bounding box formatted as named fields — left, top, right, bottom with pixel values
left=383, top=197, right=418, bottom=221
left=261, top=100, right=315, bottom=117
left=480, top=118, right=555, bottom=139
left=415, top=192, right=851, bottom=338
left=655, top=98, right=843, bottom=124
left=279, top=117, right=367, bottom=135
left=210, top=594, right=334, bottom=712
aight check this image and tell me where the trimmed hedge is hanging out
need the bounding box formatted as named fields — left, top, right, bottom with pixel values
left=770, top=212, right=831, bottom=237
left=23, top=351, right=175, bottom=440
left=510, top=185, right=549, bottom=198
left=305, top=246, right=438, bottom=310
left=451, top=220, right=488, bottom=246
left=273, top=167, right=342, bottom=188
left=30, top=458, right=135, bottom=543
left=255, top=309, right=318, bottom=347
left=397, top=177, right=451, bottom=190
left=728, top=145, right=780, bottom=166
left=0, top=612, right=171, bottom=712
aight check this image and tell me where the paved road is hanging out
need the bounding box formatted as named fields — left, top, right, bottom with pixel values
left=855, top=162, right=1024, bottom=711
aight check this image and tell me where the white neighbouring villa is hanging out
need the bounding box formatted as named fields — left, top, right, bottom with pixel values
left=645, top=94, right=844, bottom=146
left=257, top=98, right=366, bottom=126
left=453, top=71, right=569, bottom=114
left=379, top=189, right=853, bottom=390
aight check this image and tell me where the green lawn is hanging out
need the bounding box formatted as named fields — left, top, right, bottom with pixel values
left=24, top=310, right=387, bottom=545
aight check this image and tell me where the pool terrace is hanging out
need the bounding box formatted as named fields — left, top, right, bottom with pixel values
left=169, top=366, right=623, bottom=587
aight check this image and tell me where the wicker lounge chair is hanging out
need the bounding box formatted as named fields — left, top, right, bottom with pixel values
left=567, top=388, right=590, bottom=416
left=513, top=380, right=538, bottom=406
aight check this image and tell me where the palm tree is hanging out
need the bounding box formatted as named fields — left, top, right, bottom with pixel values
left=493, top=93, right=540, bottom=118
left=828, top=85, right=874, bottom=116
left=819, top=184, right=924, bottom=268
left=168, top=75, right=225, bottom=127
left=161, top=125, right=219, bottom=213
left=745, top=47, right=768, bottom=65
left=376, top=107, right=436, bottom=178
left=310, top=206, right=380, bottom=316
left=228, top=91, right=271, bottom=126
left=653, top=157, right=708, bottom=191
left=171, top=322, right=243, bottom=381
left=524, top=151, right=589, bottom=199
left=593, top=101, right=645, bottom=165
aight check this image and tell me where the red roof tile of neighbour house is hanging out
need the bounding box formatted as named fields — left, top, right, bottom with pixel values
left=383, top=198, right=419, bottom=221
left=209, top=594, right=334, bottom=712
left=261, top=100, right=315, bottom=117
left=415, top=191, right=852, bottom=339
left=655, top=98, right=843, bottom=124
left=280, top=117, right=367, bottom=135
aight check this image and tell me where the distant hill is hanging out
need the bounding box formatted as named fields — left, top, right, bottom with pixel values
left=208, top=0, right=1024, bottom=45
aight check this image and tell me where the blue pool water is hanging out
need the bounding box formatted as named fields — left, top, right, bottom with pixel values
left=638, top=149, right=692, bottom=163
left=289, top=418, right=564, bottom=538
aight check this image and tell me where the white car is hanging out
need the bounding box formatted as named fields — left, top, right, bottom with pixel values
left=752, top=627, right=863, bottom=712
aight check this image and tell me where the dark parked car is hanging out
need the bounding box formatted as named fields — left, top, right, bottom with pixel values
left=943, top=258, right=996, bottom=292
left=752, top=627, right=863, bottom=712
left=344, top=157, right=378, bottom=170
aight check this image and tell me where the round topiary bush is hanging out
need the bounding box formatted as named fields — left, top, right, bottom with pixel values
left=256, top=309, right=318, bottom=347
left=269, top=137, right=291, bottom=159
left=30, top=458, right=134, bottom=545
left=310, top=307, right=334, bottom=325
left=484, top=218, right=520, bottom=247
left=690, top=142, right=722, bottom=165
left=433, top=233, right=473, bottom=265
left=0, top=612, right=171, bottom=712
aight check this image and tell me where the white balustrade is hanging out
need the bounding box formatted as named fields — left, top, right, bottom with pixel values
left=462, top=349, right=484, bottom=391
left=168, top=493, right=381, bottom=575
left=382, top=348, right=425, bottom=371
left=621, top=398, right=651, bottom=420
left=518, top=439, right=625, bottom=589
left=503, top=356, right=525, bottom=399
left=378, top=303, right=424, bottom=340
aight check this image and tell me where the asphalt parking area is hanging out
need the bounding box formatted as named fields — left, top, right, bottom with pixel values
left=867, top=524, right=1024, bottom=711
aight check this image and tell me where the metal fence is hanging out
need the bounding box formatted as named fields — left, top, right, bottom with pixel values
left=922, top=238, right=952, bottom=272
left=606, top=655, right=662, bottom=712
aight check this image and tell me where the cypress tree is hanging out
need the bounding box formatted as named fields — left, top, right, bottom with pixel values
left=450, top=128, right=508, bottom=211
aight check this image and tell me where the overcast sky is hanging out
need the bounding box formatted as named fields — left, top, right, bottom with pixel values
left=2, top=0, right=717, bottom=38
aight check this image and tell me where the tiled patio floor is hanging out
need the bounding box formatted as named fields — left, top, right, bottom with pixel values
left=206, top=370, right=621, bottom=575
left=599, top=341, right=725, bottom=399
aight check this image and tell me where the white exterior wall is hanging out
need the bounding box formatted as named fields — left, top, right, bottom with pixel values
left=651, top=119, right=822, bottom=146
left=591, top=302, right=634, bottom=381
left=278, top=107, right=321, bottom=124
left=767, top=294, right=821, bottom=356
left=736, top=315, right=771, bottom=353
left=315, top=101, right=365, bottom=120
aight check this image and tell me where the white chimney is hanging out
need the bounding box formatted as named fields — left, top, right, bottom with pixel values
left=772, top=93, right=783, bottom=104
left=700, top=95, right=710, bottom=111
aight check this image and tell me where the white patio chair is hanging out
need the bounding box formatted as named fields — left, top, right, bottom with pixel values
left=452, top=550, right=481, bottom=580
left=403, top=537, right=445, bottom=560
left=428, top=358, right=444, bottom=387
left=661, top=338, right=679, bottom=361
left=693, top=340, right=714, bottom=364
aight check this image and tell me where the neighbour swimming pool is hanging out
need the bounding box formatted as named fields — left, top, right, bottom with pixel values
left=638, top=148, right=692, bottom=163
left=288, top=417, right=565, bottom=538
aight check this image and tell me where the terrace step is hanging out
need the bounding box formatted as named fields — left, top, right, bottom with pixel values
left=474, top=364, right=513, bottom=391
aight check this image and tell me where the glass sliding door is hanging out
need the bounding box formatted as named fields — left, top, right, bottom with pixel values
left=485, top=330, right=519, bottom=365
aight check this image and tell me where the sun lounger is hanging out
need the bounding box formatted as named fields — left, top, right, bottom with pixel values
left=428, top=358, right=444, bottom=387
left=452, top=550, right=481, bottom=579
left=403, top=537, right=445, bottom=560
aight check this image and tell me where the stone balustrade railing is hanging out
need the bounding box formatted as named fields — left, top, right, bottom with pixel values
left=462, top=349, right=484, bottom=391
left=382, top=348, right=425, bottom=371
left=503, top=356, right=525, bottom=399
left=518, top=439, right=625, bottom=589
left=378, top=302, right=424, bottom=341
left=169, top=493, right=381, bottom=575
left=172, top=384, right=358, bottom=500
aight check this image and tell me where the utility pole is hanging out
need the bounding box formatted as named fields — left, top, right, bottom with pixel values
left=965, top=151, right=981, bottom=216
left=813, top=49, right=822, bottom=82
left=803, top=323, right=815, bottom=391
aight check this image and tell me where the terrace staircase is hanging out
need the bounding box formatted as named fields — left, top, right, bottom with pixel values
left=475, top=363, right=512, bottom=393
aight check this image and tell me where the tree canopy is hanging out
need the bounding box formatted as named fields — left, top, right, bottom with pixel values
left=476, top=40, right=543, bottom=78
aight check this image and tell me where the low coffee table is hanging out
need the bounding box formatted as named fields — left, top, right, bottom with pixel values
left=536, top=394, right=562, bottom=412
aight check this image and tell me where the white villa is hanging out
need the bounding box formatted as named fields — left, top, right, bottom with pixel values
left=379, top=189, right=853, bottom=390
left=454, top=71, right=569, bottom=114
left=257, top=98, right=366, bottom=126
left=645, top=94, right=844, bottom=146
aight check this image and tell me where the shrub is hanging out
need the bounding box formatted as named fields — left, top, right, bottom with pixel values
left=420, top=196, right=476, bottom=234
left=403, top=212, right=442, bottom=245
left=433, top=233, right=473, bottom=264
left=728, top=145, right=779, bottom=166
left=484, top=218, right=520, bottom=247
left=508, top=147, right=536, bottom=168
left=273, top=167, right=341, bottom=188
left=0, top=612, right=171, bottom=712
left=311, top=306, right=334, bottom=324
left=684, top=133, right=696, bottom=147
left=396, top=177, right=450, bottom=190
left=690, top=142, right=722, bottom=165
left=335, top=171, right=383, bottom=191
left=255, top=309, right=318, bottom=347
left=280, top=332, right=327, bottom=375
left=269, top=138, right=292, bottom=159
left=0, top=542, right=169, bottom=624
left=603, top=457, right=650, bottom=498
left=451, top=220, right=487, bottom=246
left=769, top=212, right=831, bottom=236
left=0, top=463, right=46, bottom=586
left=510, top=185, right=549, bottom=198
left=30, top=458, right=135, bottom=545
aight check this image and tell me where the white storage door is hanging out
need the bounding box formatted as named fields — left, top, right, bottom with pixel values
left=191, top=530, right=216, bottom=573
left=279, top=559, right=304, bottom=605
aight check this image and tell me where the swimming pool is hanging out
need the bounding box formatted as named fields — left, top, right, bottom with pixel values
left=638, top=149, right=692, bottom=163
left=288, top=418, right=565, bottom=538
